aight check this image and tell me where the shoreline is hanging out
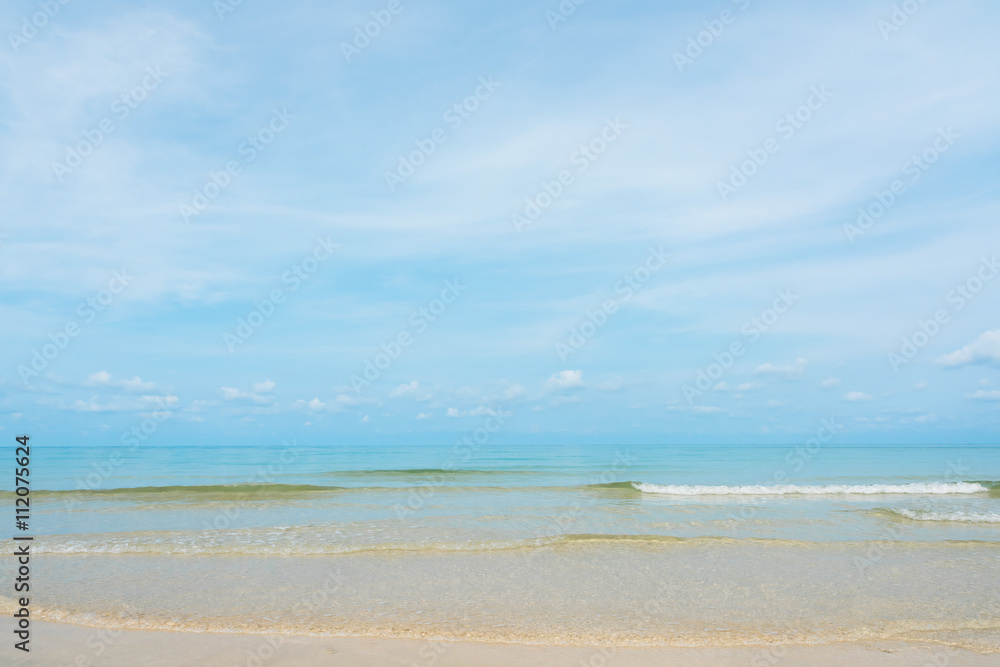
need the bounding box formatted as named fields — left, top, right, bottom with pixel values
left=12, top=621, right=999, bottom=667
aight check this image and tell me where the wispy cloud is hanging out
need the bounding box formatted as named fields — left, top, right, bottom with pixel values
left=756, top=358, right=807, bottom=380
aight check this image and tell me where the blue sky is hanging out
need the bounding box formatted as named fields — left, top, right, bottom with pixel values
left=1, top=0, right=999, bottom=446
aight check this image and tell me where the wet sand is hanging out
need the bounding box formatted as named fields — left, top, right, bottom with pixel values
left=11, top=621, right=999, bottom=667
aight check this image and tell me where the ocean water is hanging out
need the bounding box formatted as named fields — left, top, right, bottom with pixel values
left=3, top=443, right=1000, bottom=650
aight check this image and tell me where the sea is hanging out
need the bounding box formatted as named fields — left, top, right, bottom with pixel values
left=3, top=443, right=999, bottom=651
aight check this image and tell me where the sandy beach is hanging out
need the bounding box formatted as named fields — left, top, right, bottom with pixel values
left=13, top=621, right=1000, bottom=667
left=7, top=447, right=999, bottom=664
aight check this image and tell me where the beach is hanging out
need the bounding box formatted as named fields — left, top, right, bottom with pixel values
left=15, top=622, right=1000, bottom=667
left=3, top=443, right=998, bottom=664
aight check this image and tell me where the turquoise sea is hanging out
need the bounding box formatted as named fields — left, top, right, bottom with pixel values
left=4, top=443, right=1000, bottom=649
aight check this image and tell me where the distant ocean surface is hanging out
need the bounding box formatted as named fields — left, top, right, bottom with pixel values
left=3, top=443, right=999, bottom=650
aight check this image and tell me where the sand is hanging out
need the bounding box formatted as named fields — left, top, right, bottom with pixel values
left=8, top=621, right=997, bottom=667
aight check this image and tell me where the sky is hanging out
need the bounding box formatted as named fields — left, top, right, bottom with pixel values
left=1, top=0, right=999, bottom=446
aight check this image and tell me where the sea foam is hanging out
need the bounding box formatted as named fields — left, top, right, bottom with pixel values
left=888, top=508, right=1000, bottom=523
left=631, top=481, right=990, bottom=495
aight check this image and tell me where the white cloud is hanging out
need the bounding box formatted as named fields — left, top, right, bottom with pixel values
left=389, top=381, right=431, bottom=401
left=736, top=382, right=761, bottom=391
left=120, top=376, right=156, bottom=392
left=713, top=382, right=729, bottom=391
left=291, top=397, right=350, bottom=413
left=70, top=398, right=125, bottom=412
left=820, top=377, right=840, bottom=388
left=253, top=380, right=275, bottom=393
left=222, top=386, right=272, bottom=404
left=141, top=395, right=178, bottom=407
left=501, top=383, right=525, bottom=399
left=756, top=358, right=807, bottom=379
left=545, top=370, right=583, bottom=390
left=668, top=404, right=723, bottom=414
left=417, top=413, right=430, bottom=419
left=967, top=390, right=1000, bottom=401
left=68, top=393, right=176, bottom=413
left=86, top=371, right=112, bottom=385
left=85, top=371, right=154, bottom=392
left=221, top=387, right=247, bottom=400
left=446, top=405, right=504, bottom=418
left=592, top=377, right=625, bottom=392
left=937, top=329, right=1000, bottom=367
left=844, top=391, right=873, bottom=402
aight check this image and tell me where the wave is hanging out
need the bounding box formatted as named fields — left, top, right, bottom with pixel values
left=3, top=483, right=347, bottom=501
left=323, top=468, right=544, bottom=477
left=6, top=482, right=600, bottom=502
left=29, top=532, right=691, bottom=556
left=632, top=481, right=993, bottom=496
left=6, top=480, right=997, bottom=502
left=878, top=508, right=1000, bottom=523
left=30, top=530, right=1000, bottom=556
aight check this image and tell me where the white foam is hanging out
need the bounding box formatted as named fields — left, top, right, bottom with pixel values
left=891, top=508, right=1000, bottom=523
left=632, top=482, right=989, bottom=496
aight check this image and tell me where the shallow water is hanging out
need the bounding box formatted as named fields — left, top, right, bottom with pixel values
left=2, top=444, right=998, bottom=648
